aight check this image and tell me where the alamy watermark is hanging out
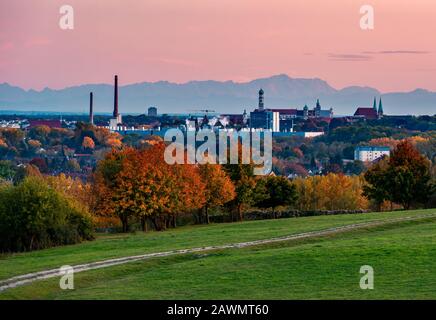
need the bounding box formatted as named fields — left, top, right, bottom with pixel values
left=59, top=5, right=74, bottom=30
left=360, top=5, right=374, bottom=30
left=359, top=265, right=374, bottom=290
left=59, top=265, right=74, bottom=290
left=164, top=129, right=272, bottom=175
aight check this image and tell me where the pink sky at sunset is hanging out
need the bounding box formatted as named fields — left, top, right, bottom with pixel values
left=0, top=0, right=435, bottom=92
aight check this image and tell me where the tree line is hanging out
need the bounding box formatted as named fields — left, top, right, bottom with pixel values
left=1, top=137, right=434, bottom=252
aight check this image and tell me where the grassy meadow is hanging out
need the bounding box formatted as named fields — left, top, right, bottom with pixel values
left=1, top=209, right=435, bottom=299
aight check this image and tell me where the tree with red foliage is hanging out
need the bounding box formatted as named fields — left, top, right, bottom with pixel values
left=29, top=157, right=48, bottom=173
left=364, top=140, right=432, bottom=210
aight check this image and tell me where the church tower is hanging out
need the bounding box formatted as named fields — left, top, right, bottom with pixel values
left=373, top=97, right=377, bottom=112
left=378, top=97, right=384, bottom=118
left=303, top=104, right=309, bottom=119
left=315, top=99, right=321, bottom=117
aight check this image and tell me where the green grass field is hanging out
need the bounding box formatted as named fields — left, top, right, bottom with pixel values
left=1, top=209, right=436, bottom=299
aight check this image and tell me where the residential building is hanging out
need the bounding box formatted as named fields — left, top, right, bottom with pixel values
left=354, top=146, right=390, bottom=162
left=268, top=99, right=333, bottom=120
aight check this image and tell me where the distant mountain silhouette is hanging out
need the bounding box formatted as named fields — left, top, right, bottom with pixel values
left=1, top=74, right=435, bottom=115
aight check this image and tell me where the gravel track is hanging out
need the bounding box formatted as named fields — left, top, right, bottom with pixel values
left=1, top=213, right=435, bottom=292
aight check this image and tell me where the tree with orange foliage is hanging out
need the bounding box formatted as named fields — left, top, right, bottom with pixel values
left=198, top=164, right=235, bottom=224
left=82, top=136, right=95, bottom=150
left=92, top=148, right=130, bottom=231
left=93, top=143, right=206, bottom=232
left=165, top=162, right=206, bottom=228
left=105, top=137, right=122, bottom=148
left=368, top=137, right=399, bottom=150
left=294, top=174, right=368, bottom=211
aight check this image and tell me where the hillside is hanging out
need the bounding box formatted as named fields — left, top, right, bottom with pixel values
left=1, top=209, right=435, bottom=299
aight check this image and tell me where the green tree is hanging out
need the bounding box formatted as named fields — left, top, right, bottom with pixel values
left=344, top=160, right=366, bottom=175
left=386, top=140, right=432, bottom=209
left=0, top=160, right=16, bottom=180
left=363, top=158, right=390, bottom=211
left=0, top=176, right=93, bottom=252
left=255, top=176, right=298, bottom=218
left=224, top=161, right=256, bottom=221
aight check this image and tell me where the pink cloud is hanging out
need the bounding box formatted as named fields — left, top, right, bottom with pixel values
left=24, top=37, right=51, bottom=48
left=0, top=41, right=14, bottom=51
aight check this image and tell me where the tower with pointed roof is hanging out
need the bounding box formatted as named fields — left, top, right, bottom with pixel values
left=373, top=97, right=377, bottom=112
left=315, top=99, right=321, bottom=117
left=378, top=97, right=383, bottom=118
left=303, top=104, right=309, bottom=119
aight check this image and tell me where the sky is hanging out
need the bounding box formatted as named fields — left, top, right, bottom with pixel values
left=0, top=0, right=435, bottom=92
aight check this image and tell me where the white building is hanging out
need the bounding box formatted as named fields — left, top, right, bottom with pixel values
left=272, top=111, right=280, bottom=132
left=354, top=146, right=390, bottom=162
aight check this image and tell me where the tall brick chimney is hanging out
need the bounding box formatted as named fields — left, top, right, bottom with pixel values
left=113, top=75, right=119, bottom=118
left=89, top=92, right=94, bottom=125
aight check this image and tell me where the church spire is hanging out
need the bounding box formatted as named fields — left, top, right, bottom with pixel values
left=378, top=97, right=383, bottom=116
left=373, top=97, right=377, bottom=111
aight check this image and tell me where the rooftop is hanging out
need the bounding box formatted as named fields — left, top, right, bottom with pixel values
left=355, top=146, right=390, bottom=151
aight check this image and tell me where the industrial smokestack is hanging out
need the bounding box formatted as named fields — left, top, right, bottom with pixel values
left=89, top=92, right=94, bottom=125
left=113, top=75, right=119, bottom=118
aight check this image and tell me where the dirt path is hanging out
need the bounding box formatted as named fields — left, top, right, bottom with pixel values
left=1, top=213, right=435, bottom=292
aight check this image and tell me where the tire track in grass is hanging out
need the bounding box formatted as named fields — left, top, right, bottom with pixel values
left=1, top=213, right=435, bottom=292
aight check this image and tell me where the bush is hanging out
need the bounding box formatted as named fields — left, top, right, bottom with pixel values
left=0, top=176, right=94, bottom=252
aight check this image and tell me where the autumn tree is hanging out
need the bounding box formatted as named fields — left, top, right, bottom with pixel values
left=82, top=136, right=95, bottom=151
left=13, top=164, right=42, bottom=185
left=166, top=162, right=206, bottom=228
left=0, top=128, right=25, bottom=148
left=92, top=148, right=130, bottom=231
left=294, top=174, right=368, bottom=211
left=67, top=159, right=81, bottom=172
left=105, top=137, right=122, bottom=148
left=29, top=125, right=51, bottom=144
left=29, top=157, right=48, bottom=173
left=45, top=173, right=92, bottom=214
left=198, top=164, right=235, bottom=224
left=113, top=145, right=174, bottom=232
left=364, top=140, right=432, bottom=210
left=93, top=143, right=206, bottom=232
left=27, top=139, right=42, bottom=150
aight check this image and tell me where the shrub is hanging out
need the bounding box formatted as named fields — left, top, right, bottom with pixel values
left=0, top=176, right=93, bottom=252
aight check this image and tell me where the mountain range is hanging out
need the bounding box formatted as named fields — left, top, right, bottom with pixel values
left=1, top=74, right=435, bottom=115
